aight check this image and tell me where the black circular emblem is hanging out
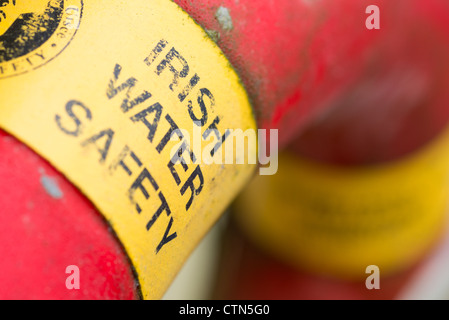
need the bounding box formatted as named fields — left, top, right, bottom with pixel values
left=0, top=0, right=83, bottom=78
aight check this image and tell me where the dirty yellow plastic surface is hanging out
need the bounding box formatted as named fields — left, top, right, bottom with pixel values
left=0, top=0, right=256, bottom=299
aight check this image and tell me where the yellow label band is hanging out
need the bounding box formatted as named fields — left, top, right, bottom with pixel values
left=0, top=0, right=256, bottom=299
left=234, top=128, right=449, bottom=279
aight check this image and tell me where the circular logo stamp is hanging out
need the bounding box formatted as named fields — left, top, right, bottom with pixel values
left=0, top=0, right=83, bottom=79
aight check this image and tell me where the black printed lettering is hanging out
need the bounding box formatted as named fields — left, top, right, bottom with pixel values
left=107, top=64, right=152, bottom=113
left=155, top=47, right=189, bottom=91
left=144, top=39, right=169, bottom=66
left=156, top=217, right=177, bottom=254
left=188, top=88, right=213, bottom=126
left=34, top=50, right=45, bottom=60
left=203, top=116, right=230, bottom=157
left=55, top=100, right=92, bottom=137
left=109, top=145, right=143, bottom=176
left=168, top=141, right=196, bottom=185
left=178, top=74, right=200, bottom=102
left=156, top=114, right=183, bottom=154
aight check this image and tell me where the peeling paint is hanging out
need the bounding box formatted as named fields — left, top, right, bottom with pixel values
left=215, top=7, right=233, bottom=31
left=40, top=175, right=64, bottom=199
left=205, top=29, right=220, bottom=42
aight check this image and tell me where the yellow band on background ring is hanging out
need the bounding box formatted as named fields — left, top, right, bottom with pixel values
left=0, top=0, right=257, bottom=299
left=234, top=128, right=449, bottom=279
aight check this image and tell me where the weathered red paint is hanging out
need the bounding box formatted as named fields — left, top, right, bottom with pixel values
left=213, top=223, right=441, bottom=300
left=176, top=0, right=449, bottom=160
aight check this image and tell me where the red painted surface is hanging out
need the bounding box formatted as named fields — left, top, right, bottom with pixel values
left=176, top=0, right=449, bottom=161
left=213, top=223, right=438, bottom=300
left=191, top=0, right=449, bottom=300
